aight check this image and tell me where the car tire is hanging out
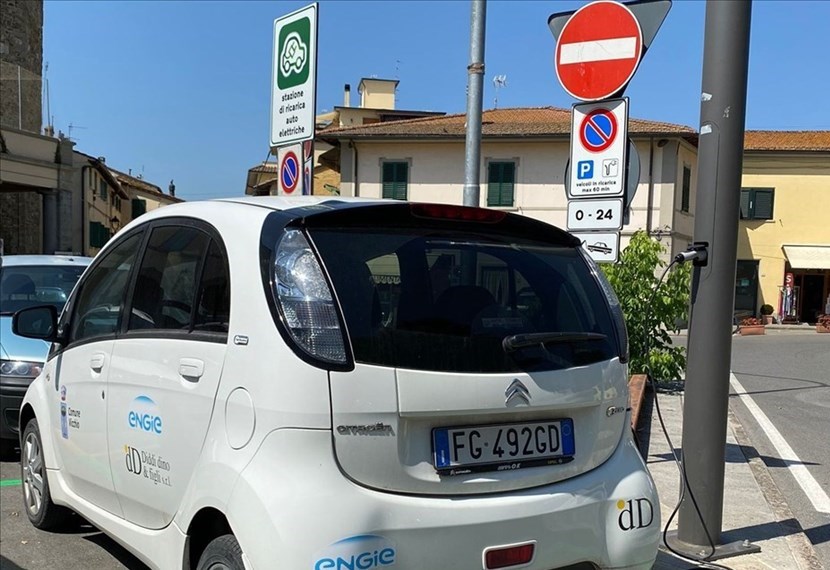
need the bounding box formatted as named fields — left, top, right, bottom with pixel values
left=21, top=418, right=71, bottom=530
left=197, top=534, right=245, bottom=570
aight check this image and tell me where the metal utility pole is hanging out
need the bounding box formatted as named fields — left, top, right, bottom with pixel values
left=463, top=0, right=486, bottom=208
left=669, top=0, right=755, bottom=560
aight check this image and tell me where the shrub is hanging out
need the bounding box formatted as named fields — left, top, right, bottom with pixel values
left=740, top=317, right=763, bottom=326
left=600, top=231, right=691, bottom=383
left=818, top=314, right=830, bottom=327
left=760, top=304, right=774, bottom=316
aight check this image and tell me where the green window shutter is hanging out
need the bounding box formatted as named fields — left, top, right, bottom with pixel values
left=131, top=198, right=147, bottom=218
left=382, top=161, right=408, bottom=201
left=739, top=189, right=751, bottom=219
left=752, top=189, right=774, bottom=220
left=89, top=222, right=108, bottom=248
left=487, top=162, right=515, bottom=207
left=100, top=181, right=108, bottom=202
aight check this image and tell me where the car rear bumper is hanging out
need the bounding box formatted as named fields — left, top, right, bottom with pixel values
left=0, top=378, right=32, bottom=441
left=227, top=423, right=659, bottom=570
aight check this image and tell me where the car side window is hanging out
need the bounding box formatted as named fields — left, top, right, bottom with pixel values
left=128, top=226, right=209, bottom=331
left=193, top=240, right=230, bottom=333
left=70, top=233, right=142, bottom=343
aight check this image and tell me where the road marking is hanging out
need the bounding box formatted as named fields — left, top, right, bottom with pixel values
left=730, top=373, right=830, bottom=514
left=0, top=479, right=21, bottom=487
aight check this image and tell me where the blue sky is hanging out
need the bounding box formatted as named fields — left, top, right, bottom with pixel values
left=44, top=0, right=830, bottom=201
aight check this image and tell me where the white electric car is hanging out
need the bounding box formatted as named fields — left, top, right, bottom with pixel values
left=15, top=197, right=659, bottom=570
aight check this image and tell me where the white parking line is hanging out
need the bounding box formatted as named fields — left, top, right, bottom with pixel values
left=730, top=373, right=830, bottom=514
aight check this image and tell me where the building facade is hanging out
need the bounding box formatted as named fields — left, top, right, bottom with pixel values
left=736, top=131, right=830, bottom=323
left=323, top=107, right=699, bottom=259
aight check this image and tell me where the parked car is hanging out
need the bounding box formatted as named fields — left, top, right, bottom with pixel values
left=0, top=255, right=91, bottom=457
left=14, top=197, right=659, bottom=570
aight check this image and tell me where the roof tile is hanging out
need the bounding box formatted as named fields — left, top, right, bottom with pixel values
left=744, top=130, right=830, bottom=152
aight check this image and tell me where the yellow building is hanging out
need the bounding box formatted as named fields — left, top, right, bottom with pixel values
left=736, top=131, right=830, bottom=323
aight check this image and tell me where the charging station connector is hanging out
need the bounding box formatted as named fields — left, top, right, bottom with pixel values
left=674, top=242, right=709, bottom=267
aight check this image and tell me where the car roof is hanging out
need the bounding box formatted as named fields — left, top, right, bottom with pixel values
left=0, top=255, right=94, bottom=268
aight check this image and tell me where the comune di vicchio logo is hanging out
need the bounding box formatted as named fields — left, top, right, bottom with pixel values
left=313, top=534, right=396, bottom=570
left=128, top=395, right=163, bottom=435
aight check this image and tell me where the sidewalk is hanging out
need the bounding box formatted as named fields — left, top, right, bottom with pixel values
left=641, top=387, right=821, bottom=570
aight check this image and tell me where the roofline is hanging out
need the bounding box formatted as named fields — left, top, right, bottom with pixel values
left=358, top=77, right=400, bottom=88
left=321, top=132, right=698, bottom=143
left=744, top=148, right=830, bottom=155
left=333, top=106, right=445, bottom=116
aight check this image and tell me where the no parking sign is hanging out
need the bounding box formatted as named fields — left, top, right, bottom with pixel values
left=567, top=97, right=628, bottom=199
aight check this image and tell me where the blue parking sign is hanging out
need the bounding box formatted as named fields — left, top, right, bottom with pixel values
left=577, top=160, right=594, bottom=180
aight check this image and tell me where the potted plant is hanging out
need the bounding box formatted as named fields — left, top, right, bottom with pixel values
left=817, top=314, right=830, bottom=334
left=739, top=316, right=766, bottom=336
left=760, top=304, right=775, bottom=325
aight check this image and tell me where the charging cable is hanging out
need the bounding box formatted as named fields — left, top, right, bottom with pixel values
left=641, top=246, right=734, bottom=570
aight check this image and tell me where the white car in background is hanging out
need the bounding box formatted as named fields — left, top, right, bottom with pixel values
left=15, top=197, right=659, bottom=570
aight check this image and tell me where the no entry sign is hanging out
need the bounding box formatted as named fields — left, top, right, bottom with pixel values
left=555, top=0, right=643, bottom=101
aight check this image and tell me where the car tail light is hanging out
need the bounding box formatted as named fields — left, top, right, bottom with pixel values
left=271, top=229, right=346, bottom=365
left=484, top=542, right=535, bottom=569
left=411, top=203, right=507, bottom=223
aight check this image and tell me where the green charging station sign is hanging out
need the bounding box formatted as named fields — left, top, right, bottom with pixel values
left=271, top=3, right=317, bottom=147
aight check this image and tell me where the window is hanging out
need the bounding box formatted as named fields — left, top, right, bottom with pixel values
left=132, top=198, right=147, bottom=218
left=100, top=180, right=108, bottom=203
left=309, top=226, right=617, bottom=373
left=89, top=221, right=111, bottom=248
left=740, top=188, right=774, bottom=220
left=381, top=161, right=408, bottom=201
left=487, top=161, right=515, bottom=207
left=193, top=240, right=231, bottom=332
left=128, top=226, right=209, bottom=331
left=70, top=232, right=142, bottom=342
left=681, top=165, right=691, bottom=213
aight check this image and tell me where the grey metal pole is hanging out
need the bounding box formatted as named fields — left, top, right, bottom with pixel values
left=462, top=0, right=486, bottom=208
left=674, top=0, right=753, bottom=555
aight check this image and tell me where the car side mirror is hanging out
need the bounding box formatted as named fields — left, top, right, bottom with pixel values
left=13, top=306, right=61, bottom=343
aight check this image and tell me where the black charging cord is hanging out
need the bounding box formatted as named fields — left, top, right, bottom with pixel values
left=642, top=251, right=734, bottom=570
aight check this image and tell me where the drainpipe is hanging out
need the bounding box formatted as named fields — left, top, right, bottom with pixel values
left=646, top=136, right=654, bottom=235
left=352, top=140, right=359, bottom=197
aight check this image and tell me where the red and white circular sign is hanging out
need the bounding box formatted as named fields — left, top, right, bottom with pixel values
left=555, top=0, right=643, bottom=101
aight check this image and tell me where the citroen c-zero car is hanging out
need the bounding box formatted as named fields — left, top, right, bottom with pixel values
left=0, top=254, right=91, bottom=457
left=15, top=197, right=659, bottom=570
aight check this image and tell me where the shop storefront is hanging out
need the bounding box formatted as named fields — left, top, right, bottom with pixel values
left=780, top=245, right=830, bottom=324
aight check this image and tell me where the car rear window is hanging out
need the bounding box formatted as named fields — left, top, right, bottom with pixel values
left=309, top=227, right=617, bottom=373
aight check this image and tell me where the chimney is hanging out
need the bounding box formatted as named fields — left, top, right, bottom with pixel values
left=169, top=180, right=176, bottom=197
left=344, top=84, right=351, bottom=107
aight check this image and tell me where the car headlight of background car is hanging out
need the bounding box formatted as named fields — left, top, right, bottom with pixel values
left=0, top=359, right=43, bottom=379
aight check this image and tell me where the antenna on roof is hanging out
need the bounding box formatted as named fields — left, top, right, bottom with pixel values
left=493, top=75, right=507, bottom=109
left=67, top=122, right=86, bottom=142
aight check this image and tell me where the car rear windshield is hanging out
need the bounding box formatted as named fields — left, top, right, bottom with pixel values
left=309, top=227, right=617, bottom=373
left=0, top=265, right=86, bottom=315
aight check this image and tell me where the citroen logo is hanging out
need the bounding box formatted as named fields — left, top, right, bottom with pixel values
left=505, top=379, right=531, bottom=406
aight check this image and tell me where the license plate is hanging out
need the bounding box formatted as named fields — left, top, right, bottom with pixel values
left=432, top=419, right=575, bottom=475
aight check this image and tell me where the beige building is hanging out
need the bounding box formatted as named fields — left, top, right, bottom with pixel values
left=247, top=78, right=444, bottom=197
left=321, top=107, right=700, bottom=259
left=74, top=154, right=181, bottom=256
left=736, top=131, right=830, bottom=323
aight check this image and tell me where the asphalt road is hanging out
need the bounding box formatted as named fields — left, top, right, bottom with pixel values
left=728, top=333, right=830, bottom=569
left=1, top=333, right=827, bottom=570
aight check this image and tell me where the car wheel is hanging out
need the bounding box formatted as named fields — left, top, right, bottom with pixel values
left=197, top=534, right=245, bottom=570
left=21, top=418, right=71, bottom=529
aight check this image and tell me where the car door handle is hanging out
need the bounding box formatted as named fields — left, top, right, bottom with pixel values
left=179, top=358, right=204, bottom=381
left=90, top=353, right=106, bottom=372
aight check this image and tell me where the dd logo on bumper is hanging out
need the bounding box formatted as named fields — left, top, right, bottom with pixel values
left=617, top=498, right=654, bottom=530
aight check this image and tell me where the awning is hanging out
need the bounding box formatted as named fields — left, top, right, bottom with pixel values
left=783, top=245, right=830, bottom=270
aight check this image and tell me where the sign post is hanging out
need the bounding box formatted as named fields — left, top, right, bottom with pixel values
left=550, top=0, right=666, bottom=263
left=271, top=3, right=318, bottom=195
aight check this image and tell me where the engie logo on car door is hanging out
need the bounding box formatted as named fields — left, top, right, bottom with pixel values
left=128, top=395, right=163, bottom=435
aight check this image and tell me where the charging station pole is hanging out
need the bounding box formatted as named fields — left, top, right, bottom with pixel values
left=668, top=0, right=755, bottom=559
